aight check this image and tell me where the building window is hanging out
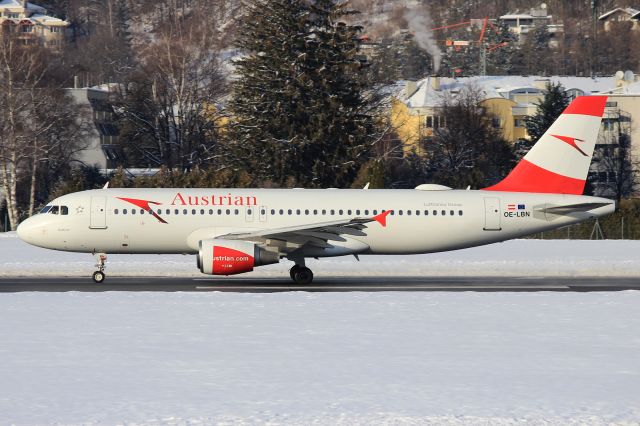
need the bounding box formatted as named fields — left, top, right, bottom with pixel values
left=426, top=116, right=433, bottom=128
left=21, top=25, right=32, bottom=33
left=491, top=117, right=501, bottom=128
left=514, top=118, right=525, bottom=128
left=49, top=26, right=61, bottom=33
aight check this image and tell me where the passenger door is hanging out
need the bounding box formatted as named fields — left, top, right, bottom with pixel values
left=483, top=197, right=501, bottom=231
left=90, top=197, right=107, bottom=229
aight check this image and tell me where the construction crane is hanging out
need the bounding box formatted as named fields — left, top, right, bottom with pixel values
left=432, top=17, right=509, bottom=76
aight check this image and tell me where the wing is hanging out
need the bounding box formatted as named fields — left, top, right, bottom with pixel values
left=216, top=211, right=392, bottom=253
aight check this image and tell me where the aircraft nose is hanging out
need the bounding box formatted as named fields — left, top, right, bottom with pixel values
left=16, top=217, right=36, bottom=245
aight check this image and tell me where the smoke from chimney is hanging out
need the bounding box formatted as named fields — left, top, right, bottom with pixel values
left=403, top=3, right=442, bottom=74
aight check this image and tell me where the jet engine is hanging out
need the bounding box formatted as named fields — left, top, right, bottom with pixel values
left=197, top=239, right=279, bottom=275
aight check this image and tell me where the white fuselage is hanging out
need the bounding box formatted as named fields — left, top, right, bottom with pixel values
left=17, top=188, right=615, bottom=256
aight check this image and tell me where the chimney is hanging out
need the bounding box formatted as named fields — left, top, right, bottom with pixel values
left=405, top=81, right=418, bottom=98
left=431, top=76, right=441, bottom=91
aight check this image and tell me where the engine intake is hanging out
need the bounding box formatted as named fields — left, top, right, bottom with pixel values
left=198, top=239, right=279, bottom=275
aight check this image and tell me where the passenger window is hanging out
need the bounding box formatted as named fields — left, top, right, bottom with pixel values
left=433, top=210, right=437, bottom=216
left=305, top=209, right=309, bottom=215
left=175, top=209, right=179, bottom=215
left=114, top=209, right=119, bottom=214
left=373, top=210, right=378, bottom=215
left=157, top=209, right=162, bottom=215
left=166, top=209, right=170, bottom=215
left=209, top=209, right=214, bottom=215
left=390, top=210, right=394, bottom=216
left=416, top=210, right=420, bottom=216
left=330, top=209, right=335, bottom=215
left=407, top=210, right=411, bottom=216
left=364, top=210, right=369, bottom=215
left=322, top=209, right=326, bottom=215
left=348, top=210, right=352, bottom=215
left=140, top=209, right=145, bottom=215
left=313, top=209, right=317, bottom=215
left=60, top=206, right=69, bottom=215
left=296, top=209, right=301, bottom=215
left=132, top=209, right=136, bottom=215
left=218, top=209, right=222, bottom=215
left=234, top=209, right=239, bottom=215
left=398, top=210, right=403, bottom=216
left=226, top=209, right=231, bottom=215
left=271, top=209, right=275, bottom=215
left=459, top=210, right=463, bottom=216
left=183, top=209, right=188, bottom=215
left=191, top=209, right=196, bottom=215
left=442, top=210, right=446, bottom=216
left=247, top=209, right=252, bottom=215
left=279, top=209, right=284, bottom=215
left=123, top=209, right=128, bottom=214
left=424, top=210, right=429, bottom=215
left=339, top=210, right=343, bottom=215
left=450, top=210, right=454, bottom=216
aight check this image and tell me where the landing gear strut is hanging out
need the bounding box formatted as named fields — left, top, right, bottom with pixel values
left=93, top=253, right=107, bottom=283
left=289, top=264, right=314, bottom=284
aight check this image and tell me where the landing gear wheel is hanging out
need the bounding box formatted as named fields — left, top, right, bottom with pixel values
left=293, top=267, right=313, bottom=285
left=289, top=265, right=301, bottom=280
left=92, top=253, right=107, bottom=283
left=92, top=270, right=105, bottom=283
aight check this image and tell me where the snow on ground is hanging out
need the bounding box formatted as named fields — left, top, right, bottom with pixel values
left=1, top=291, right=640, bottom=425
left=2, top=234, right=640, bottom=424
left=1, top=231, right=640, bottom=277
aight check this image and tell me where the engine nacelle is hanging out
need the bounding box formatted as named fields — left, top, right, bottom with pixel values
left=197, top=239, right=279, bottom=275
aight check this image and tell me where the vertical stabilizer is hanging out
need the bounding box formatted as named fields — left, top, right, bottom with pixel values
left=484, top=96, right=607, bottom=194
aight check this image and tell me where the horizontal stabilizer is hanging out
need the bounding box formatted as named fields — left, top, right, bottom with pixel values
left=540, top=202, right=613, bottom=215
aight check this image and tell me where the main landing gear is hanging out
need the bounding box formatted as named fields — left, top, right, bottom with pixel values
left=289, top=264, right=314, bottom=285
left=92, top=253, right=107, bottom=283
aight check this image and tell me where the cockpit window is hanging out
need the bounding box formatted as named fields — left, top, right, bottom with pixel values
left=40, top=206, right=52, bottom=214
left=61, top=206, right=69, bottom=215
left=50, top=206, right=60, bottom=215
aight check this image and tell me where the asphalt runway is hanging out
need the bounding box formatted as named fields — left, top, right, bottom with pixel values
left=0, top=276, right=639, bottom=293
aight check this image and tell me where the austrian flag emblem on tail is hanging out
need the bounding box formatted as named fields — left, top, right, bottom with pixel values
left=551, top=134, right=588, bottom=157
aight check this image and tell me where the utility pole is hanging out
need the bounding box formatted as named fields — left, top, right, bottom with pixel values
left=591, top=0, right=598, bottom=75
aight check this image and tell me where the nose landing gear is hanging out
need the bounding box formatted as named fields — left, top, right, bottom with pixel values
left=92, top=253, right=107, bottom=283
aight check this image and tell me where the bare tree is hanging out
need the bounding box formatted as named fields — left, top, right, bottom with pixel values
left=0, top=37, right=88, bottom=229
left=426, top=86, right=514, bottom=188
left=115, top=15, right=228, bottom=171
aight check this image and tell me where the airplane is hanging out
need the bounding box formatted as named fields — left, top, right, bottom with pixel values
left=17, top=95, right=615, bottom=284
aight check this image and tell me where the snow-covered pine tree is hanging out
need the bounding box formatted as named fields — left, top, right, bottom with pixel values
left=230, top=0, right=376, bottom=188
left=524, top=81, right=570, bottom=143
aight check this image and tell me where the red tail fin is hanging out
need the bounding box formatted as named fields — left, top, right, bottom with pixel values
left=484, top=96, right=607, bottom=194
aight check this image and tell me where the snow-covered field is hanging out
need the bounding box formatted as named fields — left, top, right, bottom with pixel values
left=2, top=233, right=640, bottom=425
left=1, top=291, right=640, bottom=425
left=2, top=231, right=640, bottom=277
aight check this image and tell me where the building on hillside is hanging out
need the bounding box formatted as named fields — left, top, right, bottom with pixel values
left=391, top=74, right=640, bottom=196
left=68, top=83, right=123, bottom=170
left=598, top=7, right=640, bottom=31
left=0, top=0, right=68, bottom=49
left=499, top=6, right=564, bottom=47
